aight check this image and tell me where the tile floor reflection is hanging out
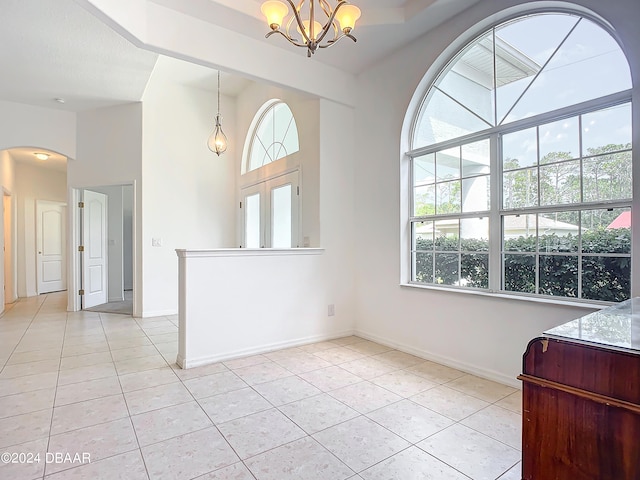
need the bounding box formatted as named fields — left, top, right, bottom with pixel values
left=0, top=292, right=522, bottom=479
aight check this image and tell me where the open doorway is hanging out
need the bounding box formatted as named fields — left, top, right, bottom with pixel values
left=1, top=191, right=16, bottom=310
left=71, top=184, right=134, bottom=315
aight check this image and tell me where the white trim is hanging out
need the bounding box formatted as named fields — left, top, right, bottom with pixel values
left=175, top=325, right=522, bottom=389
left=399, top=282, right=608, bottom=310
left=175, top=247, right=324, bottom=258
left=141, top=309, right=177, bottom=318
left=68, top=182, right=138, bottom=314
left=176, top=330, right=356, bottom=369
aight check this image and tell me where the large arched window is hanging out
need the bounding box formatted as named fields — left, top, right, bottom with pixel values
left=408, top=12, right=632, bottom=303
left=246, top=100, right=299, bottom=173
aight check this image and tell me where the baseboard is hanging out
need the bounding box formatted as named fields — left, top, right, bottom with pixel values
left=141, top=309, right=178, bottom=318
left=176, top=326, right=519, bottom=389
left=179, top=329, right=356, bottom=369
left=354, top=329, right=522, bottom=389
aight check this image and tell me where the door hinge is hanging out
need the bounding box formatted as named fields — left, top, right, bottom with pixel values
left=297, top=186, right=299, bottom=195
left=78, top=245, right=85, bottom=252
left=78, top=289, right=85, bottom=295
left=240, top=201, right=242, bottom=209
left=78, top=201, right=84, bottom=208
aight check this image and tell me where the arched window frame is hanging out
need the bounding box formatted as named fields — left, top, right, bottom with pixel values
left=404, top=8, right=633, bottom=305
left=242, top=99, right=300, bottom=175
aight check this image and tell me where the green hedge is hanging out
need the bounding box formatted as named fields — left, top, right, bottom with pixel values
left=415, top=228, right=631, bottom=302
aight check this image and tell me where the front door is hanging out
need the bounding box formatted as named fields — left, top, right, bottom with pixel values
left=240, top=171, right=300, bottom=248
left=36, top=201, right=66, bottom=294
left=82, top=190, right=107, bottom=308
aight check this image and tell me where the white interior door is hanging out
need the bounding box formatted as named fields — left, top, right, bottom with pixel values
left=82, top=190, right=107, bottom=308
left=36, top=201, right=67, bottom=294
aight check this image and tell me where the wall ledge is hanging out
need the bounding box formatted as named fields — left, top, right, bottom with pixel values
left=175, top=248, right=325, bottom=258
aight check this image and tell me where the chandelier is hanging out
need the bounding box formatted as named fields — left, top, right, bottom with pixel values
left=261, top=0, right=361, bottom=57
left=207, top=70, right=228, bottom=156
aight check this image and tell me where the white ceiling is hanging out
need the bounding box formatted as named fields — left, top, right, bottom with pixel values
left=0, top=0, right=482, bottom=113
left=0, top=0, right=481, bottom=166
left=0, top=0, right=158, bottom=113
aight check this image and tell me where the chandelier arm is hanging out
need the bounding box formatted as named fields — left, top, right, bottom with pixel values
left=318, top=0, right=332, bottom=18
left=265, top=29, right=307, bottom=47
left=318, top=31, right=357, bottom=49
left=313, top=2, right=345, bottom=45
left=282, top=0, right=312, bottom=46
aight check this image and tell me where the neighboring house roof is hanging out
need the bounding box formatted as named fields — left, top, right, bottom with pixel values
left=415, top=213, right=580, bottom=237
left=504, top=214, right=579, bottom=233
left=607, top=211, right=631, bottom=229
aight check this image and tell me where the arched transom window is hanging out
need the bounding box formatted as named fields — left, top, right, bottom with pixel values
left=407, top=12, right=633, bottom=303
left=247, top=100, right=299, bottom=173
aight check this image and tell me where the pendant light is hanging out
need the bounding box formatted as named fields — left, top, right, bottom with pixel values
left=208, top=70, right=228, bottom=156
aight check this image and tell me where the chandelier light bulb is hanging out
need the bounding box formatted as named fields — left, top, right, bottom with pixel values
left=261, top=1, right=289, bottom=30
left=297, top=19, right=324, bottom=42
left=334, top=4, right=360, bottom=33
left=208, top=115, right=228, bottom=156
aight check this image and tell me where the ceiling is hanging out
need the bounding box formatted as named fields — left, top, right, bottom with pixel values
left=9, top=148, right=68, bottom=173
left=0, top=0, right=481, bottom=168
left=154, top=0, right=483, bottom=74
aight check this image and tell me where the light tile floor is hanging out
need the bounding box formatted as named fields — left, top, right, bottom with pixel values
left=0, top=292, right=522, bottom=480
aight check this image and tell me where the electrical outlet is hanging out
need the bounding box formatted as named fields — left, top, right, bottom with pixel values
left=152, top=237, right=163, bottom=247
left=328, top=304, right=335, bottom=316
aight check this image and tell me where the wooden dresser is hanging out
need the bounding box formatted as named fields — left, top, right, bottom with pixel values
left=518, top=299, right=640, bottom=480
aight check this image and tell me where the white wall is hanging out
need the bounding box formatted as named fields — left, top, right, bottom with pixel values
left=141, top=57, right=236, bottom=317
left=235, top=83, right=320, bottom=247
left=354, top=0, right=640, bottom=386
left=0, top=151, right=16, bottom=307
left=318, top=99, right=357, bottom=332
left=176, top=97, right=357, bottom=368
left=14, top=163, right=66, bottom=297
left=0, top=100, right=74, bottom=305
left=0, top=100, right=76, bottom=158
left=71, top=103, right=143, bottom=314
left=177, top=249, right=349, bottom=367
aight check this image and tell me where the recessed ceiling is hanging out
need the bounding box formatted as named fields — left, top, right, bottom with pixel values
left=151, top=0, right=483, bottom=73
